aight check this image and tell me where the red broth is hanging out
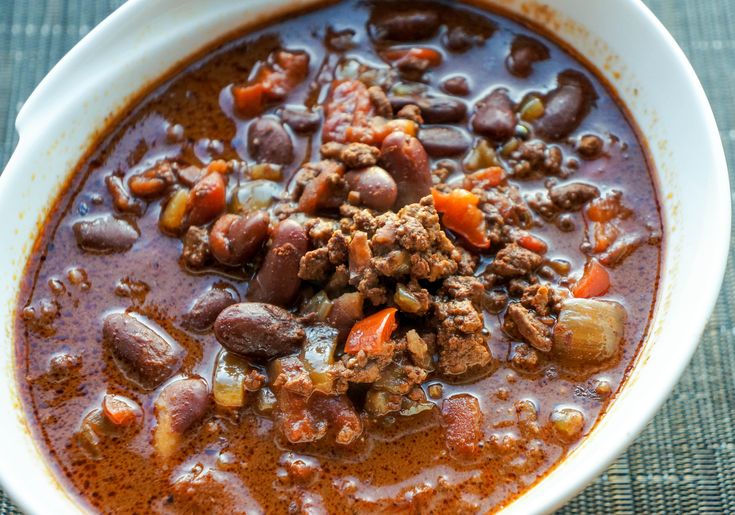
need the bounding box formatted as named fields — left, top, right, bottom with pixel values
left=14, top=1, right=661, bottom=513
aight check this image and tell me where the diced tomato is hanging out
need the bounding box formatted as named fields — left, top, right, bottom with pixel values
left=344, top=308, right=398, bottom=356
left=518, top=234, right=548, bottom=254
left=592, top=222, right=620, bottom=253
left=431, top=188, right=491, bottom=249
left=187, top=172, right=226, bottom=226
left=383, top=47, right=443, bottom=67
left=232, top=83, right=265, bottom=118
left=587, top=194, right=626, bottom=223
left=233, top=50, right=310, bottom=116
left=344, top=126, right=377, bottom=144
left=572, top=259, right=611, bottom=298
left=322, top=80, right=375, bottom=143
left=463, top=166, right=506, bottom=190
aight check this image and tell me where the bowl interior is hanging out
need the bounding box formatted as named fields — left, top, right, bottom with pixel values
left=0, top=1, right=728, bottom=514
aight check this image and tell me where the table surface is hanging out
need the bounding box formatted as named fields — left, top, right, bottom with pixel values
left=1, top=1, right=733, bottom=513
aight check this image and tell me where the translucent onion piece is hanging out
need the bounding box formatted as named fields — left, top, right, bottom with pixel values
left=300, top=325, right=339, bottom=394
left=232, top=180, right=282, bottom=212
left=212, top=350, right=252, bottom=408
left=553, top=298, right=626, bottom=363
left=159, top=188, right=189, bottom=234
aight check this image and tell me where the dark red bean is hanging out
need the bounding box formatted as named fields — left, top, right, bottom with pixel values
left=183, top=284, right=240, bottom=332
left=549, top=182, right=600, bottom=211
left=103, top=313, right=183, bottom=389
left=471, top=88, right=516, bottom=142
left=214, top=302, right=305, bottom=361
left=388, top=96, right=467, bottom=124
left=506, top=35, right=550, bottom=78
left=248, top=219, right=308, bottom=307
left=248, top=116, right=294, bottom=165
left=380, top=132, right=432, bottom=208
left=419, top=97, right=467, bottom=124
left=441, top=75, right=470, bottom=96
left=73, top=216, right=139, bottom=254
left=369, top=9, right=439, bottom=41
left=443, top=26, right=478, bottom=53
left=418, top=127, right=471, bottom=157
left=345, top=166, right=398, bottom=211
left=155, top=377, right=210, bottom=435
left=280, top=108, right=321, bottom=134
left=535, top=70, right=597, bottom=140
left=210, top=211, right=270, bottom=266
left=326, top=292, right=364, bottom=342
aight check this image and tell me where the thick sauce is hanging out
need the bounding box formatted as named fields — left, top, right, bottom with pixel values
left=14, top=1, right=661, bottom=513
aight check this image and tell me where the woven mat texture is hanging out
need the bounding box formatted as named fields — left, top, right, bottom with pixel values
left=1, top=1, right=733, bottom=513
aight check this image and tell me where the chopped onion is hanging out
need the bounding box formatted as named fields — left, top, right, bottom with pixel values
left=159, top=188, right=189, bottom=234
left=553, top=298, right=626, bottom=363
left=212, top=350, right=251, bottom=408
left=301, top=325, right=339, bottom=394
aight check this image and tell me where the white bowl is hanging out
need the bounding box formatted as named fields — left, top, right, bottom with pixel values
left=0, top=0, right=728, bottom=513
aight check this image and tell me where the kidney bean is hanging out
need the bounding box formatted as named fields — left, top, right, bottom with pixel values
left=73, top=216, right=139, bottom=254
left=380, top=132, right=432, bottom=208
left=102, top=312, right=183, bottom=389
left=326, top=292, right=364, bottom=342
left=369, top=9, right=439, bottom=41
left=154, top=377, right=210, bottom=458
left=187, top=172, right=226, bottom=226
left=549, top=182, right=599, bottom=211
left=345, top=166, right=397, bottom=211
left=418, top=127, right=471, bottom=157
left=248, top=219, right=308, bottom=307
left=471, top=88, right=516, bottom=142
left=506, top=35, right=550, bottom=78
left=419, top=97, right=467, bottom=124
left=280, top=108, right=321, bottom=134
left=535, top=70, right=597, bottom=140
left=388, top=96, right=467, bottom=124
left=183, top=284, right=240, bottom=332
left=248, top=116, right=294, bottom=165
left=210, top=211, right=270, bottom=266
left=214, top=302, right=305, bottom=361
left=441, top=75, right=470, bottom=96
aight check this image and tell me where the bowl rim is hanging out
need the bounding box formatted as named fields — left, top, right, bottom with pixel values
left=0, top=0, right=729, bottom=514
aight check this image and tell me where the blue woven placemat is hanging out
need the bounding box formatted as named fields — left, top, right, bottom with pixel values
left=1, top=1, right=733, bottom=513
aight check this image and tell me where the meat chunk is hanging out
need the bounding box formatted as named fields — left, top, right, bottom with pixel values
left=299, top=246, right=333, bottom=282
left=549, top=182, right=599, bottom=211
left=340, top=142, right=380, bottom=168
left=506, top=303, right=552, bottom=352
left=491, top=243, right=542, bottom=278
left=508, top=139, right=563, bottom=178
left=435, top=299, right=491, bottom=375
left=440, top=276, right=484, bottom=306
left=181, top=226, right=211, bottom=268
